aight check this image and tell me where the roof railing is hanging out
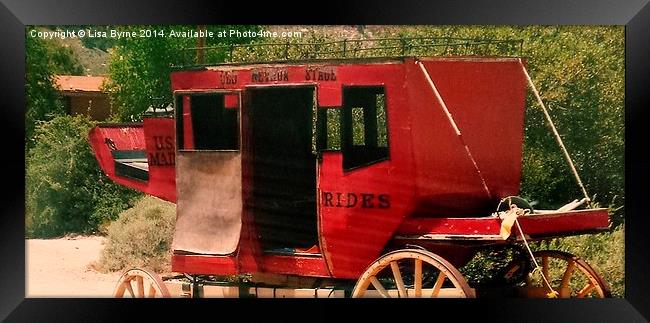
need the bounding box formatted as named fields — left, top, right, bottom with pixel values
left=173, top=37, right=524, bottom=68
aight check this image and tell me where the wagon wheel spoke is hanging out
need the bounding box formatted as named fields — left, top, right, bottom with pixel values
left=430, top=272, right=446, bottom=298
left=389, top=261, right=408, bottom=297
left=504, top=263, right=521, bottom=279
left=576, top=283, right=596, bottom=298
left=559, top=260, right=576, bottom=291
left=113, top=268, right=171, bottom=298
left=148, top=283, right=157, bottom=298
left=518, top=250, right=611, bottom=298
left=124, top=279, right=135, bottom=298
left=369, top=277, right=390, bottom=298
left=352, top=249, right=474, bottom=298
left=414, top=259, right=423, bottom=298
left=136, top=276, right=145, bottom=298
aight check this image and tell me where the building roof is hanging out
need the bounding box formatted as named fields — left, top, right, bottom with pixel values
left=54, top=75, right=107, bottom=93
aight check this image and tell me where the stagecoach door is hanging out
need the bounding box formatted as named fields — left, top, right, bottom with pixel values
left=171, top=91, right=243, bottom=255
left=245, top=86, right=319, bottom=253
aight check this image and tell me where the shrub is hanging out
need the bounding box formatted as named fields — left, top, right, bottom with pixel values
left=25, top=115, right=140, bottom=237
left=95, top=196, right=176, bottom=273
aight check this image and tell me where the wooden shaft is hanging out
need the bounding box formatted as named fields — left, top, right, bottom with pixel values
left=197, top=25, right=206, bottom=64
left=518, top=59, right=591, bottom=203
left=417, top=60, right=492, bottom=200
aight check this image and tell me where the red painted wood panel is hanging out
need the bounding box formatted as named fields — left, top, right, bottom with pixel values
left=89, top=118, right=177, bottom=202
left=143, top=118, right=176, bottom=202
left=89, top=124, right=149, bottom=192
left=172, top=254, right=238, bottom=275
left=406, top=59, right=528, bottom=217
left=396, top=208, right=610, bottom=239
left=260, top=255, right=330, bottom=277
left=420, top=58, right=527, bottom=201
left=315, top=62, right=417, bottom=279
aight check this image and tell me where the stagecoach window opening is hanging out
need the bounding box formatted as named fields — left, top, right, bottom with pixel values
left=175, top=93, right=239, bottom=151
left=327, top=109, right=342, bottom=150
left=316, top=108, right=343, bottom=151
left=342, top=86, right=389, bottom=170
left=352, top=107, right=365, bottom=145
left=376, top=93, right=388, bottom=147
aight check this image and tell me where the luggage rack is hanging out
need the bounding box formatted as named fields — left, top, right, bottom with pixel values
left=174, top=37, right=524, bottom=68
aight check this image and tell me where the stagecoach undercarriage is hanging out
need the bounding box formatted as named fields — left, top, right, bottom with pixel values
left=113, top=202, right=611, bottom=298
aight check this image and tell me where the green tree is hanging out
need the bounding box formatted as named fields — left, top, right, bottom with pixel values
left=26, top=115, right=141, bottom=237
left=105, top=25, right=260, bottom=121
left=25, top=26, right=84, bottom=146
left=26, top=32, right=62, bottom=146
left=60, top=25, right=118, bottom=51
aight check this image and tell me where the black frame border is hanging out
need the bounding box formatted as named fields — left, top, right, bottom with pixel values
left=2, top=0, right=649, bottom=321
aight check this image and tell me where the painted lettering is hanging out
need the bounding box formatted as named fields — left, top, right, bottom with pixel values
left=154, top=136, right=165, bottom=150
left=378, top=194, right=390, bottom=209
left=149, top=152, right=175, bottom=166
left=361, top=193, right=374, bottom=208
left=321, top=191, right=390, bottom=210
left=164, top=136, right=174, bottom=150
left=336, top=192, right=343, bottom=207
left=305, top=67, right=337, bottom=81
left=324, top=192, right=333, bottom=207
left=221, top=71, right=238, bottom=85
left=346, top=193, right=358, bottom=208
left=150, top=135, right=175, bottom=166
left=251, top=68, right=289, bottom=83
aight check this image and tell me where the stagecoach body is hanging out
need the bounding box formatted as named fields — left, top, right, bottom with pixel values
left=90, top=54, right=611, bottom=298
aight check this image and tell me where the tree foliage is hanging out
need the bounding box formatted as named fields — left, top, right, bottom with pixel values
left=105, top=25, right=260, bottom=121
left=26, top=115, right=141, bottom=237
left=60, top=25, right=118, bottom=51
left=25, top=26, right=85, bottom=146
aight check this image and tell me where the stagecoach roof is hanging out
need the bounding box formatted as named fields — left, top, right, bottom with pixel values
left=173, top=37, right=524, bottom=70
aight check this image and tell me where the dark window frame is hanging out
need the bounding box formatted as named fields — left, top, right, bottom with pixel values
left=316, top=107, right=343, bottom=152
left=341, top=85, right=390, bottom=171
left=174, top=91, right=241, bottom=152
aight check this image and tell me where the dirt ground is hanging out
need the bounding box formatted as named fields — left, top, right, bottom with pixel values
left=26, top=235, right=122, bottom=297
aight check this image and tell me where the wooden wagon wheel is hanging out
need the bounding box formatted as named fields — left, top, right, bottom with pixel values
left=113, top=268, right=171, bottom=298
left=352, top=249, right=475, bottom=298
left=513, top=250, right=611, bottom=298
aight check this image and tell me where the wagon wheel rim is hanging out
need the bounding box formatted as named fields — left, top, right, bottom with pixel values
left=516, top=250, right=611, bottom=298
left=352, top=249, right=475, bottom=298
left=113, top=268, right=171, bottom=298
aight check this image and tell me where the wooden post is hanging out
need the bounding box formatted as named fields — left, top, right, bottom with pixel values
left=197, top=25, right=206, bottom=65
left=518, top=59, right=591, bottom=203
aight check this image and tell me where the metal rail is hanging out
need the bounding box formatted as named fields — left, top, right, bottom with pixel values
left=174, top=37, right=524, bottom=68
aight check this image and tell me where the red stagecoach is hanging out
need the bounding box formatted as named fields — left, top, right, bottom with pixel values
left=89, top=38, right=612, bottom=298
